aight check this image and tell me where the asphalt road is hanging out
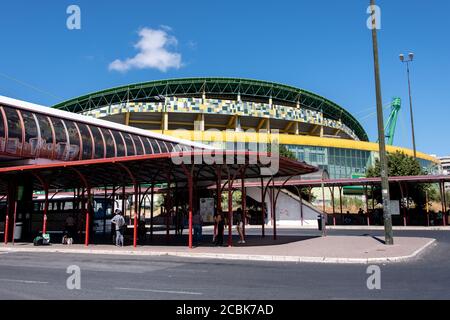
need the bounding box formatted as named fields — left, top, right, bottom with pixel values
left=0, top=229, right=449, bottom=300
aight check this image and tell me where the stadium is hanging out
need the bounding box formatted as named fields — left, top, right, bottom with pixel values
left=0, top=78, right=446, bottom=247
left=54, top=77, right=438, bottom=179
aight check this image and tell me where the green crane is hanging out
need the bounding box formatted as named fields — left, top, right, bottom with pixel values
left=384, top=97, right=401, bottom=145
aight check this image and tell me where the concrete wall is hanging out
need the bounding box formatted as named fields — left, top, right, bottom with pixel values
left=246, top=187, right=322, bottom=228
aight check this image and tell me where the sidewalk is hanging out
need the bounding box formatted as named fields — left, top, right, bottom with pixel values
left=327, top=226, right=450, bottom=231
left=237, top=225, right=450, bottom=231
left=0, top=235, right=436, bottom=264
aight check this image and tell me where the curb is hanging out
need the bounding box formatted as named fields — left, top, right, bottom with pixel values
left=226, top=226, right=450, bottom=231
left=327, top=226, right=450, bottom=231
left=0, top=238, right=436, bottom=264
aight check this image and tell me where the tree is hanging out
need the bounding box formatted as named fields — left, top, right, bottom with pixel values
left=366, top=151, right=431, bottom=210
left=367, top=151, right=422, bottom=177
left=267, top=144, right=297, bottom=160
left=278, top=145, right=297, bottom=160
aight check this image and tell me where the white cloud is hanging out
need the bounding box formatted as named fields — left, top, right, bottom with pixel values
left=109, top=27, right=182, bottom=72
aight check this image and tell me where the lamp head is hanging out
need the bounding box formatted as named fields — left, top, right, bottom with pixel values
left=399, top=54, right=405, bottom=62
left=408, top=52, right=414, bottom=61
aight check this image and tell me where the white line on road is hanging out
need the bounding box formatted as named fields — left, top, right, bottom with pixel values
left=115, top=287, right=202, bottom=296
left=0, top=278, right=48, bottom=284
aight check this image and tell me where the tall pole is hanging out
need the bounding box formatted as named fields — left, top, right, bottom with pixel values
left=406, top=61, right=417, bottom=158
left=370, top=0, right=394, bottom=245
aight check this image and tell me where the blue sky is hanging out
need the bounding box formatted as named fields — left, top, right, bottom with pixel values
left=0, top=0, right=449, bottom=155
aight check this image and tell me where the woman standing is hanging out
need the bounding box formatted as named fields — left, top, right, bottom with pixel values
left=235, top=208, right=245, bottom=244
left=215, top=211, right=224, bottom=246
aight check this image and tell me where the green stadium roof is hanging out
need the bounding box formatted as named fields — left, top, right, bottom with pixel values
left=52, top=77, right=368, bottom=141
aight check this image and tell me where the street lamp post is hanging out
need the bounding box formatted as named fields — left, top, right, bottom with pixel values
left=399, top=53, right=417, bottom=159
left=370, top=0, right=394, bottom=245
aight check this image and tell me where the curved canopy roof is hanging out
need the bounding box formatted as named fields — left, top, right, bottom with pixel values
left=0, top=151, right=318, bottom=193
left=53, top=77, right=369, bottom=141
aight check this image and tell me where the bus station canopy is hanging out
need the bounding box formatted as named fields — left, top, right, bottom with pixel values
left=0, top=151, right=318, bottom=193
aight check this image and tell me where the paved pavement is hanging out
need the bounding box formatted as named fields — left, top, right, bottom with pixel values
left=0, top=229, right=448, bottom=299
left=0, top=235, right=435, bottom=264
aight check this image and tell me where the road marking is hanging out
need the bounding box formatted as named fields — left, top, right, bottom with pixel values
left=115, top=287, right=202, bottom=296
left=0, top=278, right=48, bottom=284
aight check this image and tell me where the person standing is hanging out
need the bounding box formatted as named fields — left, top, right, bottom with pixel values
left=177, top=210, right=186, bottom=236
left=111, top=209, right=125, bottom=247
left=235, top=208, right=245, bottom=244
left=64, top=215, right=76, bottom=242
left=193, top=209, right=203, bottom=244
left=215, top=211, right=224, bottom=246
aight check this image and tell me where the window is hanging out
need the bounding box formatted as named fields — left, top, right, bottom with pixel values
left=149, top=139, right=161, bottom=153
left=91, top=126, right=105, bottom=158
left=65, top=121, right=81, bottom=160
left=131, top=134, right=143, bottom=155
left=329, top=148, right=335, bottom=157
left=20, top=111, right=40, bottom=156
left=111, top=131, right=126, bottom=157
left=101, top=128, right=116, bottom=158
left=123, top=133, right=135, bottom=156
left=35, top=114, right=54, bottom=158
left=143, top=137, right=154, bottom=154
left=167, top=142, right=177, bottom=153
left=317, top=154, right=325, bottom=163
left=49, top=118, right=69, bottom=160
left=3, top=106, right=23, bottom=155
left=77, top=123, right=93, bottom=160
left=0, top=108, right=5, bottom=152
left=159, top=141, right=169, bottom=153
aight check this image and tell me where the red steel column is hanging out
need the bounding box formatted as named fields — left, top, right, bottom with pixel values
left=260, top=178, right=265, bottom=237
left=364, top=185, right=370, bottom=226
left=81, top=188, right=85, bottom=244
left=227, top=179, right=233, bottom=247
left=11, top=201, right=17, bottom=245
left=215, top=165, right=223, bottom=241
left=4, top=214, right=9, bottom=245
left=43, top=187, right=49, bottom=235
left=441, top=182, right=447, bottom=226
left=241, top=169, right=247, bottom=237
left=272, top=179, right=277, bottom=241
left=182, top=164, right=194, bottom=248
left=426, top=189, right=430, bottom=227
left=330, top=186, right=336, bottom=226
left=444, top=182, right=448, bottom=226
left=399, top=182, right=407, bottom=227
left=165, top=171, right=172, bottom=242
left=150, top=183, right=154, bottom=241
left=85, top=188, right=91, bottom=246
left=322, top=183, right=326, bottom=215
left=2, top=186, right=10, bottom=244
left=295, top=187, right=304, bottom=226
left=122, top=185, right=126, bottom=219
left=138, top=185, right=142, bottom=221
left=103, top=186, right=108, bottom=236
left=188, top=173, right=193, bottom=248
left=112, top=185, right=116, bottom=212
left=133, top=184, right=138, bottom=247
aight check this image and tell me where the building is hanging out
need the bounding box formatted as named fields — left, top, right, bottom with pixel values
left=53, top=78, right=439, bottom=178
left=440, top=156, right=450, bottom=176
left=0, top=95, right=317, bottom=245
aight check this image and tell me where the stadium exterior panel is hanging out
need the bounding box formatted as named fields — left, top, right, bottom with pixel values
left=53, top=78, right=438, bottom=179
